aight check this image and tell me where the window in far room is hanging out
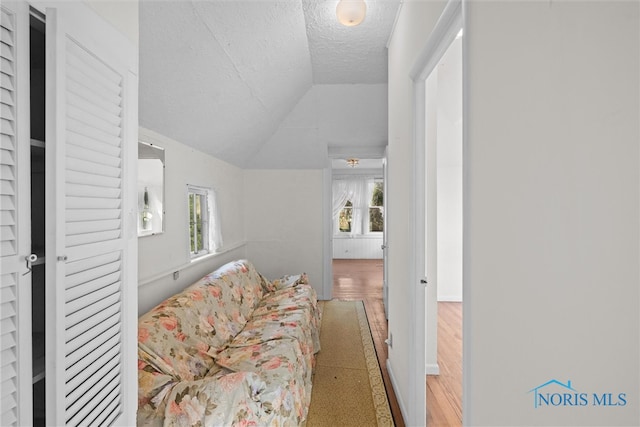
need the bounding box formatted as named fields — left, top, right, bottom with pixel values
left=339, top=200, right=353, bottom=232
left=369, top=180, right=384, bottom=232
left=335, top=178, right=384, bottom=235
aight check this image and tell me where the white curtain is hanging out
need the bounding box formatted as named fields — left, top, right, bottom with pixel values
left=332, top=180, right=351, bottom=219
left=332, top=178, right=369, bottom=236
left=208, top=189, right=224, bottom=251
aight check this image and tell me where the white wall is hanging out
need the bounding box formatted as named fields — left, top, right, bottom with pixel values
left=464, top=2, right=639, bottom=426
left=84, top=0, right=138, bottom=46
left=246, top=84, right=388, bottom=169
left=387, top=0, right=447, bottom=422
left=244, top=170, right=326, bottom=298
left=436, top=37, right=463, bottom=302
left=137, top=128, right=246, bottom=314
left=333, top=236, right=383, bottom=259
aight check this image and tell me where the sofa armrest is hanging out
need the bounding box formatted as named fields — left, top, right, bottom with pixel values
left=264, top=272, right=309, bottom=293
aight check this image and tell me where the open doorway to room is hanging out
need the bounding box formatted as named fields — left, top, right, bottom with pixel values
left=330, top=157, right=387, bottom=315
left=329, top=157, right=404, bottom=423
left=424, top=30, right=463, bottom=426
left=408, top=1, right=464, bottom=424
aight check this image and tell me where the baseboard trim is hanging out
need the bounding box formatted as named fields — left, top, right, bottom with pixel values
left=426, top=363, right=440, bottom=375
left=437, top=296, right=462, bottom=302
left=386, top=359, right=408, bottom=425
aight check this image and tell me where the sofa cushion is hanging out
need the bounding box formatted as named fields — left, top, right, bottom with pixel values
left=215, top=339, right=311, bottom=423
left=137, top=260, right=268, bottom=382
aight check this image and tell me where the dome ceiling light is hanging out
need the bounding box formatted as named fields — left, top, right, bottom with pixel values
left=336, top=0, right=367, bottom=27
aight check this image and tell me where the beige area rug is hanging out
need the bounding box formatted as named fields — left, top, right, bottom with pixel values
left=306, top=300, right=394, bottom=426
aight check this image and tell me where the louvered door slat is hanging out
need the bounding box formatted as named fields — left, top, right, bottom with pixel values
left=0, top=5, right=26, bottom=425
left=67, top=142, right=120, bottom=167
left=68, top=131, right=121, bottom=158
left=0, top=358, right=16, bottom=383
left=66, top=218, right=120, bottom=234
left=66, top=274, right=122, bottom=310
left=93, top=394, right=120, bottom=427
left=64, top=251, right=120, bottom=276
left=0, top=331, right=15, bottom=351
left=0, top=102, right=14, bottom=120
left=67, top=91, right=120, bottom=127
left=66, top=293, right=120, bottom=333
left=66, top=169, right=121, bottom=188
left=66, top=230, right=121, bottom=247
left=66, top=324, right=119, bottom=373
left=65, top=364, right=120, bottom=425
left=66, top=281, right=119, bottom=316
left=66, top=197, right=120, bottom=210
left=1, top=163, right=15, bottom=180
left=0, top=299, right=16, bottom=321
left=66, top=209, right=120, bottom=223
left=66, top=342, right=120, bottom=399
left=67, top=104, right=121, bottom=137
left=0, top=89, right=14, bottom=108
left=66, top=156, right=120, bottom=178
left=66, top=312, right=119, bottom=357
left=66, top=183, right=121, bottom=199
left=67, top=117, right=120, bottom=147
left=65, top=79, right=121, bottom=121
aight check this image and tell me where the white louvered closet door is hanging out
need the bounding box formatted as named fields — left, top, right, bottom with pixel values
left=0, top=2, right=31, bottom=426
left=45, top=4, right=138, bottom=426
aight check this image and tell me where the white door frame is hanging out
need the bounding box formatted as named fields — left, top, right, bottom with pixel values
left=409, top=0, right=463, bottom=424
left=322, top=166, right=333, bottom=300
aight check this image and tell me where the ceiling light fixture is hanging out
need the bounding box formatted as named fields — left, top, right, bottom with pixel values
left=346, top=158, right=359, bottom=167
left=336, top=0, right=366, bottom=27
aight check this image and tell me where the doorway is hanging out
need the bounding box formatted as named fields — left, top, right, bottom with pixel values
left=423, top=31, right=463, bottom=425
left=328, top=156, right=387, bottom=314
left=409, top=0, right=463, bottom=424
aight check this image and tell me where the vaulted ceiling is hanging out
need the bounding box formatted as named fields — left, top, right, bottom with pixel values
left=139, top=0, right=400, bottom=168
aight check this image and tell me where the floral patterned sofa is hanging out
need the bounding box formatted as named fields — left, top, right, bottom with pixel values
left=137, top=259, right=321, bottom=426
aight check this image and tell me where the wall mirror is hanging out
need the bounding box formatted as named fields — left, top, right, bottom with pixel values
left=138, top=141, right=165, bottom=236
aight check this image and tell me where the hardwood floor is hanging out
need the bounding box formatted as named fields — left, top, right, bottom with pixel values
left=332, top=259, right=404, bottom=427
left=332, top=259, right=462, bottom=427
left=427, top=302, right=462, bottom=427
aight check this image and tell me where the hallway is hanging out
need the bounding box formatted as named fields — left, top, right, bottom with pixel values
left=332, top=259, right=462, bottom=426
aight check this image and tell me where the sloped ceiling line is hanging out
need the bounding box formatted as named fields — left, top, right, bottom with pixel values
left=191, top=1, right=269, bottom=112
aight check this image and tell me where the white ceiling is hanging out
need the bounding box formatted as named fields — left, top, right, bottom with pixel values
left=139, top=0, right=400, bottom=168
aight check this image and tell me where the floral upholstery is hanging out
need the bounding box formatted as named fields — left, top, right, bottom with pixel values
left=137, top=260, right=321, bottom=426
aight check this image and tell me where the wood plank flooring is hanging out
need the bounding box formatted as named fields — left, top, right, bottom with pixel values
left=332, top=259, right=462, bottom=427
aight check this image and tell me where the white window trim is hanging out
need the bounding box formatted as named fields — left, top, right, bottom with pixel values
left=334, top=178, right=384, bottom=236
left=187, top=184, right=210, bottom=259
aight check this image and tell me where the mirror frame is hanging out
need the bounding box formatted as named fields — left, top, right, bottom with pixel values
left=138, top=141, right=165, bottom=236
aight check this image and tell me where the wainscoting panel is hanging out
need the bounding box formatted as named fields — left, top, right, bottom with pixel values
left=333, top=236, right=383, bottom=259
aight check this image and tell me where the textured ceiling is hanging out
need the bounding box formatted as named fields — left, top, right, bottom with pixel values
left=302, top=0, right=400, bottom=83
left=139, top=0, right=400, bottom=168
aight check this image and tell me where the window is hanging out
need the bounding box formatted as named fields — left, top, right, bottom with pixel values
left=187, top=184, right=224, bottom=258
left=369, top=180, right=384, bottom=232
left=334, top=178, right=384, bottom=235
left=339, top=200, right=353, bottom=232
left=188, top=185, right=209, bottom=257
